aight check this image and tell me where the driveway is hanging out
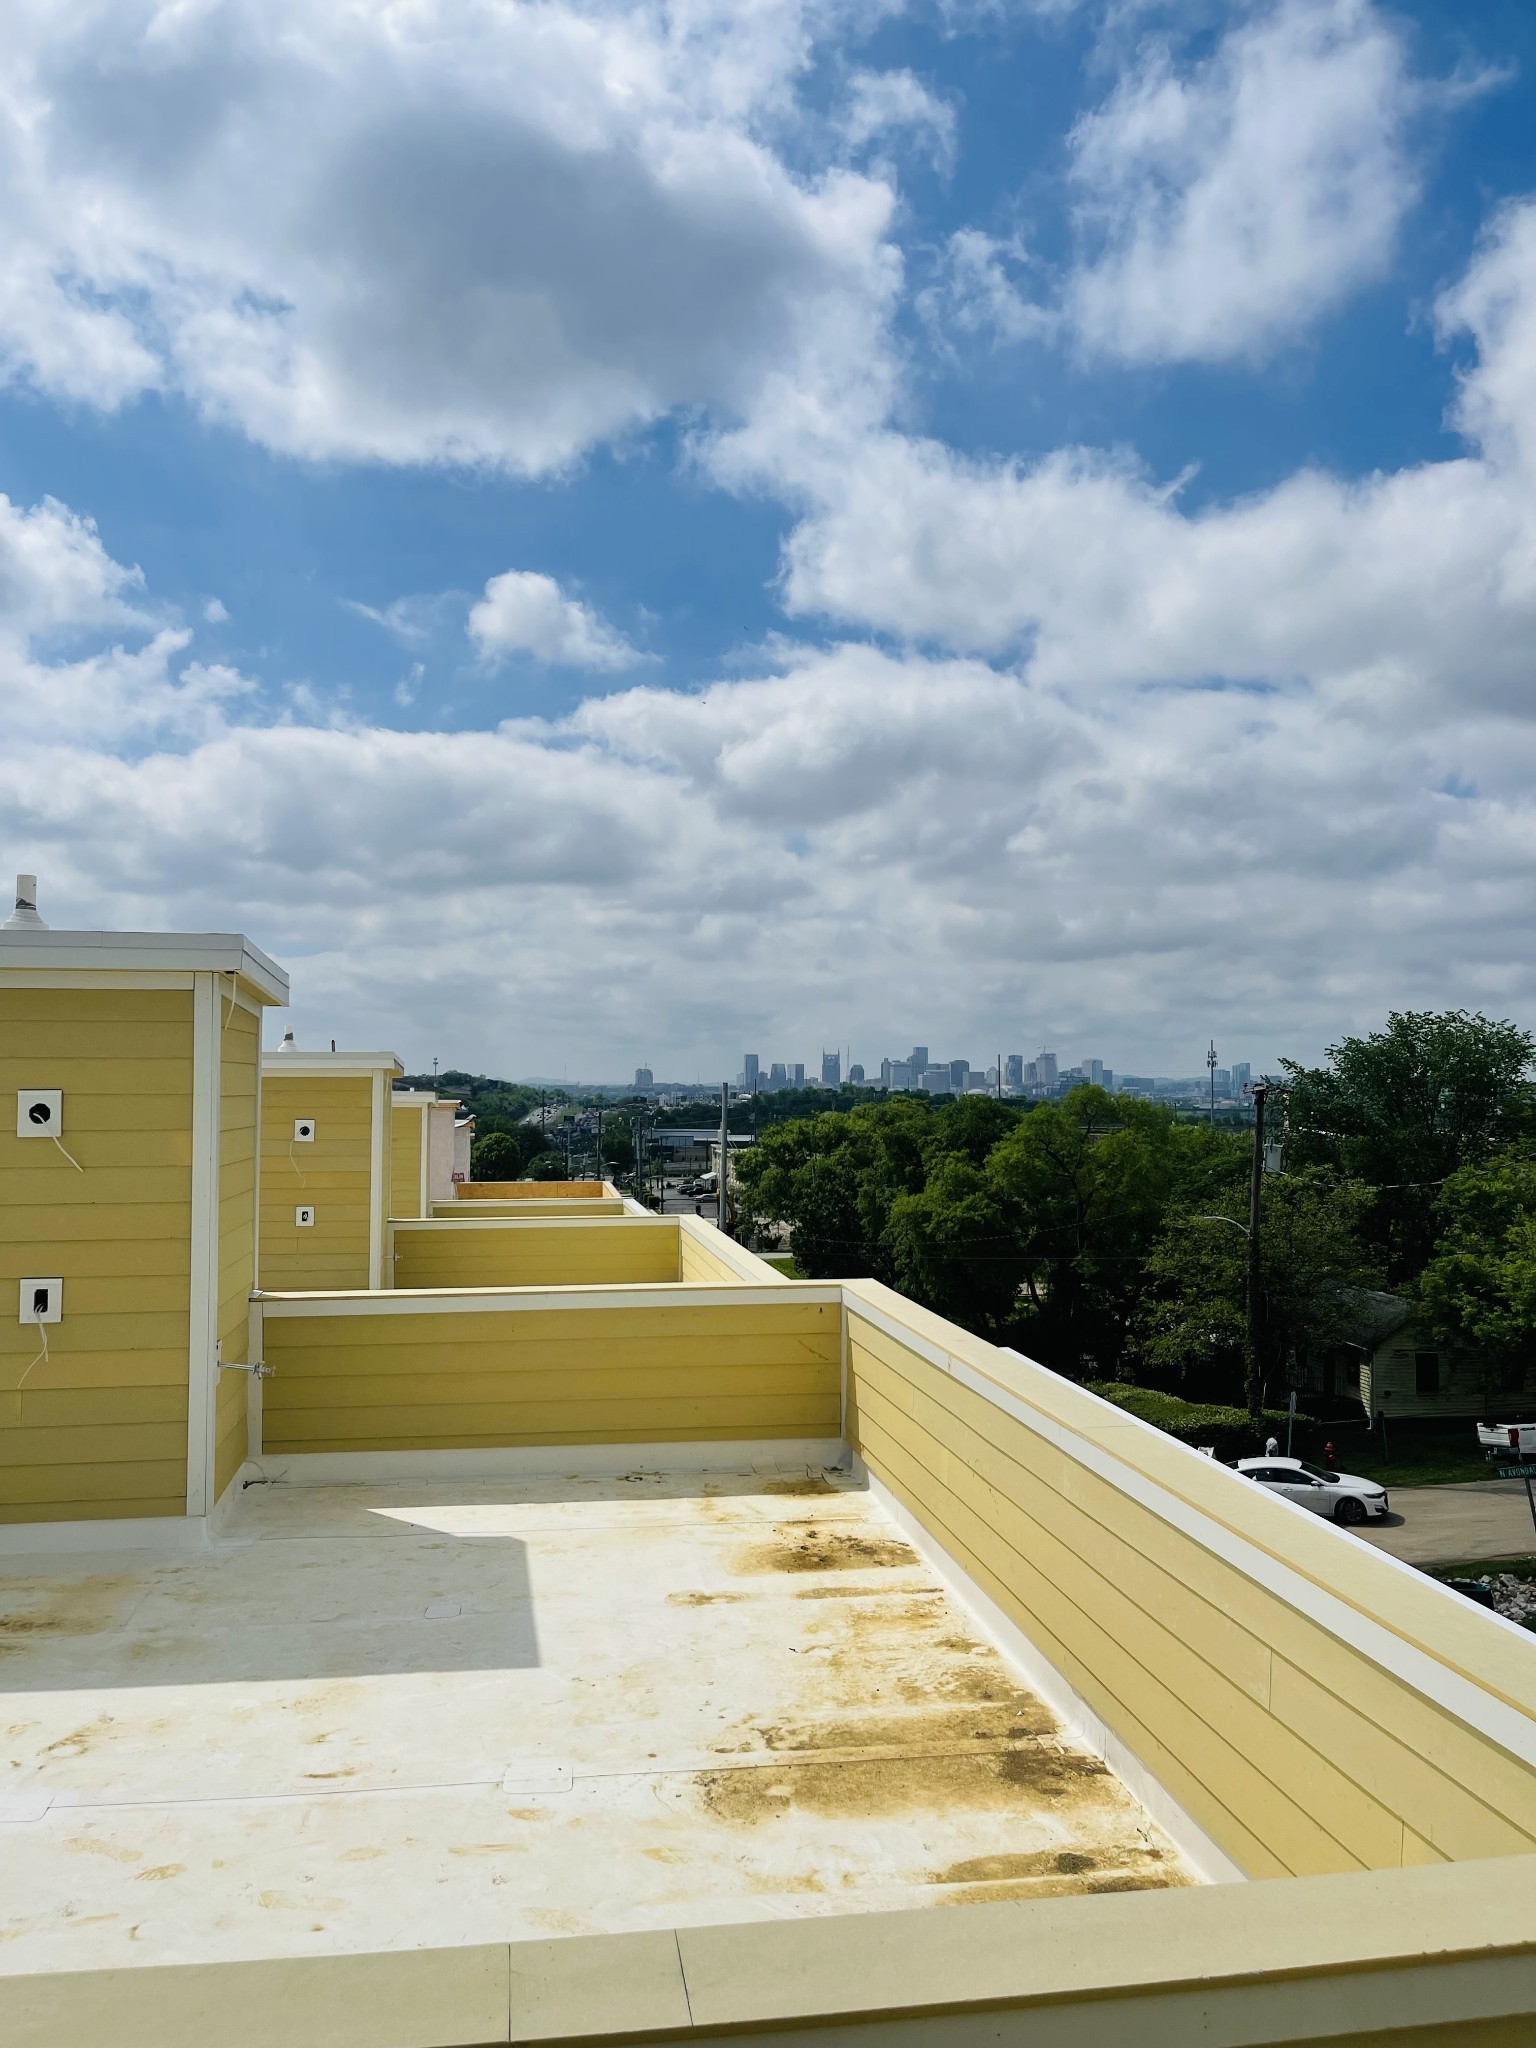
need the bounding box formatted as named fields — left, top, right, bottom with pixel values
left=1358, top=1478, right=1536, bottom=1566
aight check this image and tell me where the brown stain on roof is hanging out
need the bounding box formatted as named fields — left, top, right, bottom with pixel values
left=0, top=1577, right=142, bottom=1645
left=732, top=1526, right=920, bottom=1575
left=696, top=1744, right=1101, bottom=1826
left=793, top=1582, right=941, bottom=1600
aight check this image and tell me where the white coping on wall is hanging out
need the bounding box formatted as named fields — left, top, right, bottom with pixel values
left=676, top=1213, right=790, bottom=1282
left=997, top=1346, right=1536, bottom=1664
left=844, top=1294, right=1536, bottom=1775
left=0, top=928, right=289, bottom=1003
left=244, top=1438, right=848, bottom=1486
left=388, top=1214, right=679, bottom=1232
left=255, top=1282, right=841, bottom=1316
left=261, top=1051, right=404, bottom=1074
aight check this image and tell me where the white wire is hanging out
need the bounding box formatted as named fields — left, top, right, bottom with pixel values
left=50, top=1135, right=84, bottom=1173
left=289, top=1140, right=306, bottom=1187
left=17, top=1319, right=48, bottom=1390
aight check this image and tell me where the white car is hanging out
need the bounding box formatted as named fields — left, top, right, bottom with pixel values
left=1234, top=1456, right=1389, bottom=1527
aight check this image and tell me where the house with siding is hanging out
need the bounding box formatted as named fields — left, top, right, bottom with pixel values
left=1303, top=1287, right=1528, bottom=1421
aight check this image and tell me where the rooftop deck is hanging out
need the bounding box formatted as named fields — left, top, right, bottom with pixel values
left=0, top=1465, right=1188, bottom=1973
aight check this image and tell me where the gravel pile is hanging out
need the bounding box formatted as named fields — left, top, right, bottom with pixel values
left=1448, top=1573, right=1536, bottom=1626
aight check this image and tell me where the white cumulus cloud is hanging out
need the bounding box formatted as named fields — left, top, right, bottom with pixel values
left=0, top=0, right=897, bottom=473
left=1065, top=0, right=1424, bottom=363
left=468, top=571, right=643, bottom=671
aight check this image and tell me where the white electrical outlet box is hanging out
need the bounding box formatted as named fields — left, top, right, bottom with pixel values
left=293, top=1117, right=316, bottom=1142
left=17, top=1090, right=62, bottom=1137
left=295, top=1205, right=315, bottom=1228
left=19, top=1279, right=62, bottom=1324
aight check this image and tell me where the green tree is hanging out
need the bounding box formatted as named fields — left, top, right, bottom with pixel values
left=524, top=1151, right=570, bottom=1181
left=986, top=1087, right=1240, bottom=1378
left=1418, top=1153, right=1536, bottom=1397
left=734, top=1098, right=937, bottom=1279
left=471, top=1130, right=524, bottom=1180
left=1135, top=1172, right=1379, bottom=1405
left=886, top=1156, right=1026, bottom=1333
left=1281, top=1012, right=1535, bottom=1282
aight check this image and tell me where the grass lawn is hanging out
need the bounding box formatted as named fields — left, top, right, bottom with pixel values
left=1323, top=1419, right=1514, bottom=1490
left=761, top=1252, right=803, bottom=1278
left=1435, top=1555, right=1536, bottom=1581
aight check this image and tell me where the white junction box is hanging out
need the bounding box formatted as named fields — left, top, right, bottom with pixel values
left=16, top=1089, right=62, bottom=1137
left=19, top=1279, right=62, bottom=1324
left=295, top=1206, right=316, bottom=1228
left=293, top=1117, right=316, bottom=1142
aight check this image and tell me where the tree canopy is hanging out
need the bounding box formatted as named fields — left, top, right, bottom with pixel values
left=1134, top=1171, right=1380, bottom=1404
left=1281, top=1011, right=1535, bottom=1281
left=1418, top=1153, right=1536, bottom=1395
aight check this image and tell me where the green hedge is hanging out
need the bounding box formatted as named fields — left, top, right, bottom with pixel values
left=1085, top=1383, right=1300, bottom=1462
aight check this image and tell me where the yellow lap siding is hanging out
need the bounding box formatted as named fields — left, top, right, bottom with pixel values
left=260, top=1298, right=840, bottom=1452
left=843, top=1291, right=1536, bottom=1883
left=260, top=1073, right=376, bottom=1290
left=391, top=1221, right=680, bottom=1289
left=0, top=986, right=195, bottom=1522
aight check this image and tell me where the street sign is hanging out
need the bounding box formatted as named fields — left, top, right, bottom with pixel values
left=1496, top=1466, right=1536, bottom=1478
left=1496, top=1465, right=1536, bottom=1541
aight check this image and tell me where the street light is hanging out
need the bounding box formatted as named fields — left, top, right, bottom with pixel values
left=1190, top=1077, right=1282, bottom=1423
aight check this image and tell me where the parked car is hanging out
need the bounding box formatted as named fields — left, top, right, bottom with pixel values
left=1476, top=1422, right=1536, bottom=1459
left=1234, top=1457, right=1389, bottom=1527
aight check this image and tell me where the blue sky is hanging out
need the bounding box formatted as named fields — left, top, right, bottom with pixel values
left=3, top=0, right=1536, bottom=1081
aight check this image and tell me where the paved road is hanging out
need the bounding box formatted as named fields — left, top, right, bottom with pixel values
left=1358, top=1479, right=1536, bottom=1566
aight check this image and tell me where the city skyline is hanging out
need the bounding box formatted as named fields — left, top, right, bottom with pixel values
left=605, top=1042, right=1269, bottom=1099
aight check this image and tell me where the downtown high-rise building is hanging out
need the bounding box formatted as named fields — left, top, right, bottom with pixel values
left=743, top=1053, right=760, bottom=1092
left=821, top=1050, right=841, bottom=1086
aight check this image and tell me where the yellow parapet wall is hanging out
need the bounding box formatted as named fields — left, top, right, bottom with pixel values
left=5, top=1850, right=1536, bottom=2045
left=429, top=1197, right=628, bottom=1218
left=678, top=1216, right=789, bottom=1286
left=258, top=1288, right=841, bottom=1454
left=457, top=1179, right=610, bottom=1199
left=391, top=1217, right=683, bottom=1289
left=842, top=1279, right=1536, bottom=1883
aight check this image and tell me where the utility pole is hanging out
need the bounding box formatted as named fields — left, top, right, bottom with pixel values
left=1247, top=1081, right=1267, bottom=1422
left=1208, top=1040, right=1217, bottom=1126
left=595, top=1106, right=603, bottom=1186
left=717, top=1081, right=730, bottom=1234
left=996, top=1052, right=1002, bottom=1100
